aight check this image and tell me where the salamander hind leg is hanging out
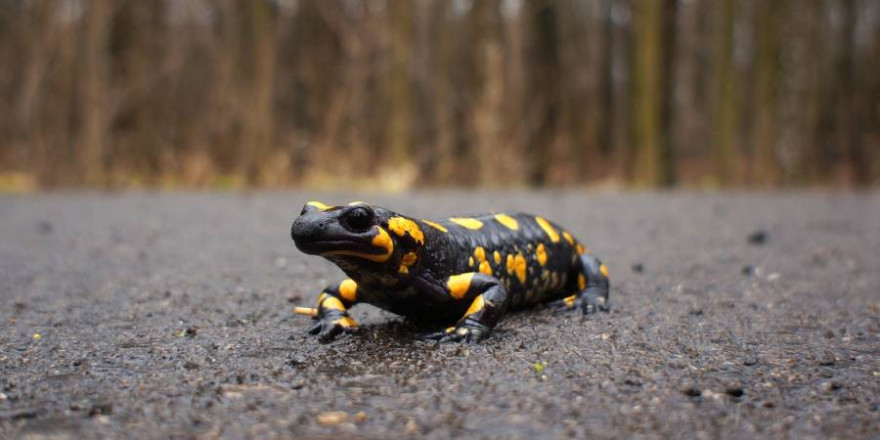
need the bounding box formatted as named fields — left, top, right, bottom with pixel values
left=294, top=279, right=360, bottom=343
left=555, top=254, right=611, bottom=315
left=425, top=273, right=510, bottom=343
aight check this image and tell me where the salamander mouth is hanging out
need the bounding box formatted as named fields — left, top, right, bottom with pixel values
left=291, top=216, right=395, bottom=263
left=293, top=237, right=377, bottom=256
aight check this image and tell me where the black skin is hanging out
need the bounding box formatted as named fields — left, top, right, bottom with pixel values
left=291, top=201, right=610, bottom=343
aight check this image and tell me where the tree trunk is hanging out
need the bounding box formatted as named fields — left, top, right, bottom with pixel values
left=387, top=0, right=413, bottom=169
left=597, top=0, right=615, bottom=158
left=427, top=0, right=455, bottom=184
left=750, top=0, right=781, bottom=186
left=240, top=0, right=276, bottom=185
left=659, top=0, right=678, bottom=186
left=524, top=0, right=560, bottom=186
left=470, top=0, right=507, bottom=186
left=838, top=0, right=868, bottom=185
left=77, top=0, right=110, bottom=185
left=630, top=0, right=663, bottom=186
left=710, top=0, right=737, bottom=185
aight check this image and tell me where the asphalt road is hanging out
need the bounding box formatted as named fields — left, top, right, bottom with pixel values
left=1, top=191, right=878, bottom=439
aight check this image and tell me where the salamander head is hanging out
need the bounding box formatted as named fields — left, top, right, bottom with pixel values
left=291, top=201, right=426, bottom=276
left=291, top=201, right=393, bottom=262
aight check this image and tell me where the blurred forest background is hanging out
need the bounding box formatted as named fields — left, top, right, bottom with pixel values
left=1, top=0, right=879, bottom=190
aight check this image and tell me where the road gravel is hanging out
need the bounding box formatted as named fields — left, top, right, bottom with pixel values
left=1, top=191, right=878, bottom=439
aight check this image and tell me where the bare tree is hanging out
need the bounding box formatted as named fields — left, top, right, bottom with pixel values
left=629, top=0, right=663, bottom=186
left=77, top=0, right=111, bottom=185
left=710, top=0, right=738, bottom=185
left=749, top=0, right=781, bottom=186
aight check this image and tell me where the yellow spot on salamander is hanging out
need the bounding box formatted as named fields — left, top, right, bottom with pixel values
left=494, top=214, right=519, bottom=230
left=347, top=201, right=367, bottom=206
left=398, top=252, right=418, bottom=274
left=468, top=256, right=475, bottom=267
left=473, top=246, right=486, bottom=262
left=578, top=274, right=586, bottom=291
left=600, top=264, right=609, bottom=278
left=371, top=227, right=394, bottom=259
left=307, top=201, right=333, bottom=211
left=321, top=296, right=346, bottom=312
left=422, top=219, right=448, bottom=233
left=514, top=253, right=527, bottom=284
left=447, top=273, right=475, bottom=299
left=449, top=217, right=484, bottom=230
left=294, top=306, right=318, bottom=317
left=465, top=295, right=486, bottom=316
left=535, top=217, right=560, bottom=242
left=401, top=252, right=418, bottom=267
left=536, top=243, right=548, bottom=266
left=388, top=217, right=425, bottom=244
left=506, top=255, right=515, bottom=274
left=563, top=231, right=575, bottom=245
left=576, top=244, right=587, bottom=254
left=479, top=260, right=493, bottom=276
left=493, top=251, right=501, bottom=264
left=563, top=295, right=577, bottom=308
left=322, top=227, right=394, bottom=262
left=333, top=316, right=359, bottom=328
left=339, top=279, right=358, bottom=302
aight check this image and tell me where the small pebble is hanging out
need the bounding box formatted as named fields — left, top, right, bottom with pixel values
left=36, top=221, right=53, bottom=234
left=631, top=263, right=644, bottom=273
left=747, top=230, right=768, bottom=245
left=702, top=390, right=724, bottom=401
left=818, top=357, right=836, bottom=367
left=89, top=402, right=113, bottom=417
left=317, top=411, right=348, bottom=426
left=822, top=381, right=842, bottom=392
left=404, top=418, right=418, bottom=435
left=725, top=387, right=745, bottom=398
left=683, top=387, right=701, bottom=397
left=354, top=411, right=367, bottom=423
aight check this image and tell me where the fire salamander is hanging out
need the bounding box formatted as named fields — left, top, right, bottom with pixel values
left=290, top=201, right=610, bottom=343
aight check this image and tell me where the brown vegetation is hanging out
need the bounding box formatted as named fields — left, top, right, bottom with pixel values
left=0, top=0, right=877, bottom=190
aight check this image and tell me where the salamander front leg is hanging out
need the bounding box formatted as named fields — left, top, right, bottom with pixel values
left=426, top=273, right=510, bottom=343
left=555, top=254, right=610, bottom=314
left=294, top=279, right=360, bottom=343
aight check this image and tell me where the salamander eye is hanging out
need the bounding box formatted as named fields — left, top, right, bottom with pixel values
left=344, top=206, right=374, bottom=232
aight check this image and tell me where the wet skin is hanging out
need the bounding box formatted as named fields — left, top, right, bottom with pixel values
left=291, top=201, right=610, bottom=343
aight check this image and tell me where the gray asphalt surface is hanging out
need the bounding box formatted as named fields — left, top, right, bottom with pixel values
left=1, top=191, right=879, bottom=439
